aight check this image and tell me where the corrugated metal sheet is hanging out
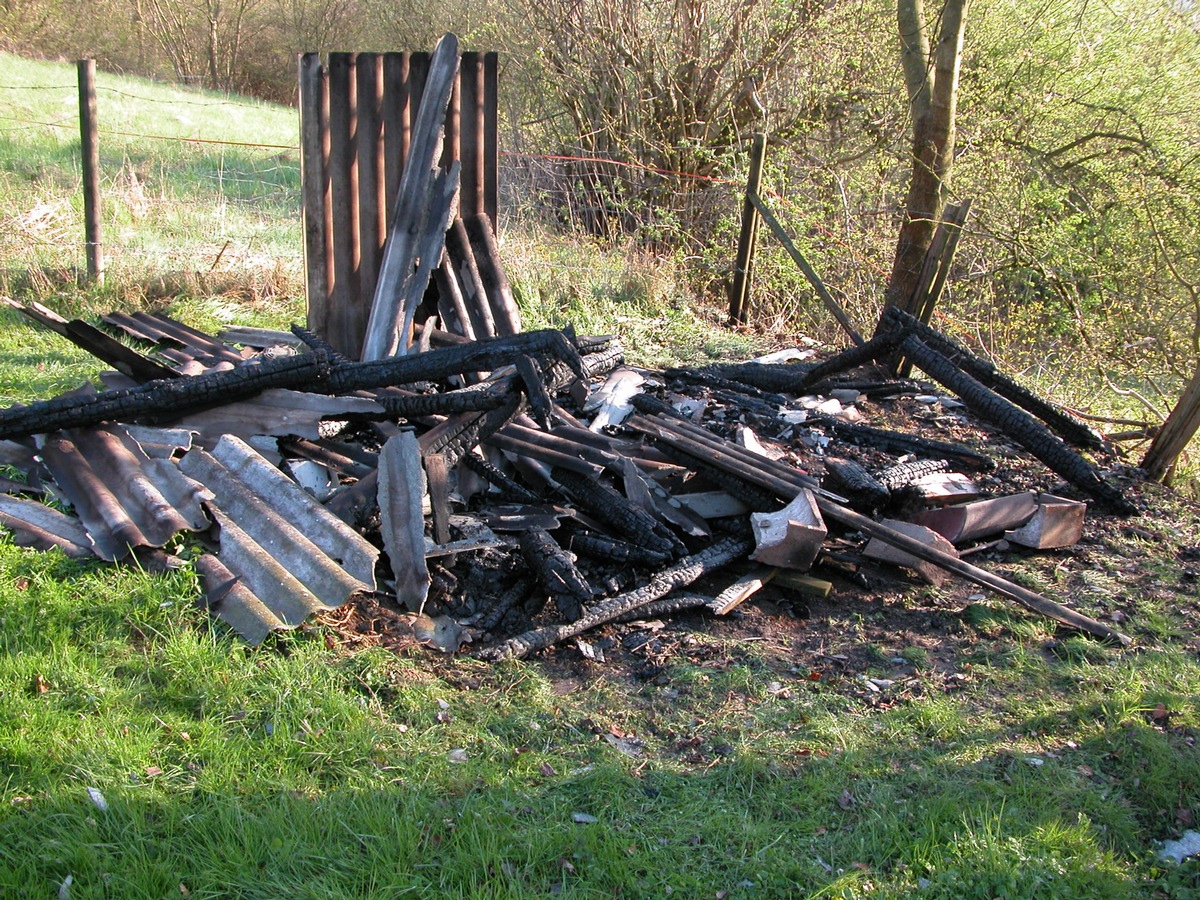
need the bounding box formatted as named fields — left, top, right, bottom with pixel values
left=38, top=424, right=212, bottom=561
left=180, top=435, right=379, bottom=644
left=101, top=311, right=250, bottom=373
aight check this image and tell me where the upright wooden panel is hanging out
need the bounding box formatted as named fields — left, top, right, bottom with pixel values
left=356, top=53, right=386, bottom=309
left=298, top=53, right=331, bottom=343
left=483, top=53, right=499, bottom=225
left=326, top=53, right=362, bottom=356
left=301, top=48, right=500, bottom=357
left=381, top=53, right=410, bottom=231
left=459, top=53, right=485, bottom=218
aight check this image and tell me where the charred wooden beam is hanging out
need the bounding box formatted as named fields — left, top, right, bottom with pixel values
left=374, top=384, right=512, bottom=419
left=0, top=329, right=584, bottom=441
left=419, top=392, right=526, bottom=469
left=519, top=526, right=593, bottom=621
left=899, top=334, right=1135, bottom=515
left=877, top=458, right=949, bottom=491
left=485, top=430, right=603, bottom=477
left=553, top=467, right=685, bottom=558
left=279, top=437, right=377, bottom=479
left=812, top=417, right=996, bottom=473
left=476, top=534, right=753, bottom=660
left=564, top=527, right=674, bottom=568
left=515, top=354, right=553, bottom=428
left=460, top=452, right=542, bottom=503
left=474, top=576, right=535, bottom=632
left=882, top=306, right=1105, bottom=450
left=626, top=414, right=821, bottom=499
left=823, top=457, right=890, bottom=511
left=630, top=410, right=1132, bottom=643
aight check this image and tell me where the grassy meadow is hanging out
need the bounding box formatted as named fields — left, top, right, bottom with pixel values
left=0, top=55, right=1198, bottom=899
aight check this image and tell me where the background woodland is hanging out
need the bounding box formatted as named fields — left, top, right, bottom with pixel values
left=3, top=0, right=1199, bottom=423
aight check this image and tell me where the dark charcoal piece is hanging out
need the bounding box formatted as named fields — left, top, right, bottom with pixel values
left=882, top=307, right=1105, bottom=450
left=664, top=367, right=791, bottom=406
left=0, top=329, right=585, bottom=440
left=519, top=526, right=593, bottom=621
left=812, top=416, right=996, bottom=473
left=876, top=458, right=949, bottom=491
left=900, top=334, right=1135, bottom=515
left=824, top=457, right=890, bottom=510
left=553, top=468, right=686, bottom=558
left=565, top=528, right=674, bottom=568
left=460, top=452, right=542, bottom=504
left=420, top=394, right=526, bottom=469
left=476, top=534, right=753, bottom=660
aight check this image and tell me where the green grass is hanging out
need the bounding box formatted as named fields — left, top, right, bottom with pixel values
left=1, top=54, right=1199, bottom=899
left=0, top=52, right=304, bottom=315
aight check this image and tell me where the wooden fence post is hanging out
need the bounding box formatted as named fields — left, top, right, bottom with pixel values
left=728, top=132, right=766, bottom=327
left=1142, top=363, right=1200, bottom=483
left=77, top=59, right=104, bottom=286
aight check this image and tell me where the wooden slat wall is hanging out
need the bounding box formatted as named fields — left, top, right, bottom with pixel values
left=299, top=51, right=499, bottom=358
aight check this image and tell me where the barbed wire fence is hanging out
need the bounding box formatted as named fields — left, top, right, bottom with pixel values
left=0, top=71, right=898, bottom=336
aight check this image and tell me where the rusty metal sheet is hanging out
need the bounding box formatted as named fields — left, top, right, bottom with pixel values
left=38, top=425, right=212, bottom=561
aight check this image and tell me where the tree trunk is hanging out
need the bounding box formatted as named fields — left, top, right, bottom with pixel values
left=883, top=0, right=970, bottom=316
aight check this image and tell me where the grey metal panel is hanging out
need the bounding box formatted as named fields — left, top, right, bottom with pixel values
left=0, top=494, right=94, bottom=558
left=38, top=425, right=212, bottom=561
left=207, top=434, right=378, bottom=587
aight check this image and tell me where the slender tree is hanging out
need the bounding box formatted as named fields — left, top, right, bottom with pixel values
left=883, top=0, right=969, bottom=315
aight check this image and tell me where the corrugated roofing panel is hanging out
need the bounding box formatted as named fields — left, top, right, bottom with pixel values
left=38, top=425, right=212, bottom=561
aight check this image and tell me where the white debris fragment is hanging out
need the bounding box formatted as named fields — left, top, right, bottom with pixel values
left=86, top=787, right=108, bottom=812
left=1160, top=830, right=1200, bottom=864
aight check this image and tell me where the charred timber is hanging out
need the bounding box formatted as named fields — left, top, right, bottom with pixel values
left=824, top=457, right=890, bottom=511
left=552, top=467, right=685, bottom=558
left=0, top=329, right=585, bottom=441
left=565, top=528, right=675, bottom=568
left=518, top=526, right=594, bottom=621
left=419, top=394, right=526, bottom=469
left=476, top=534, right=754, bottom=660
left=811, top=417, right=996, bottom=473
left=460, top=452, right=543, bottom=504
left=881, top=307, right=1105, bottom=450
left=899, top=334, right=1136, bottom=515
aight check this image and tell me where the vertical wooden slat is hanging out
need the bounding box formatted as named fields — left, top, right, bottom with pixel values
left=407, top=53, right=430, bottom=131
left=356, top=53, right=386, bottom=309
left=382, top=53, right=409, bottom=230
left=327, top=53, right=361, bottom=357
left=443, top=58, right=461, bottom=173
left=302, top=44, right=504, bottom=352
left=483, top=52, right=500, bottom=227
left=446, top=217, right=496, bottom=339
left=299, top=53, right=330, bottom=339
left=466, top=213, right=520, bottom=335
left=459, top=52, right=485, bottom=220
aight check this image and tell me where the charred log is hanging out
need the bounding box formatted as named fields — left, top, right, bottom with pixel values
left=519, top=526, right=594, bottom=621
left=476, top=534, right=753, bottom=660
left=899, top=334, right=1135, bottom=515
left=553, top=467, right=685, bottom=558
